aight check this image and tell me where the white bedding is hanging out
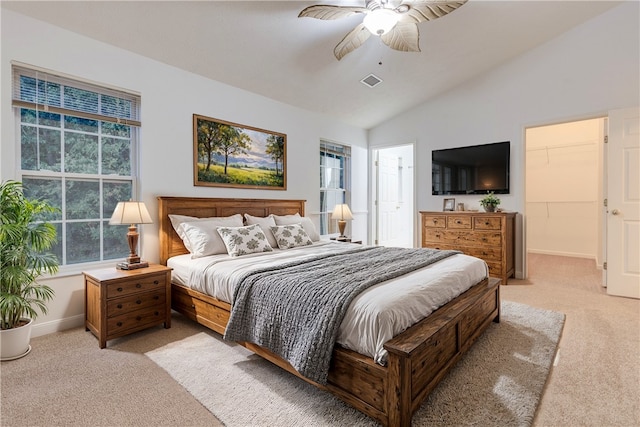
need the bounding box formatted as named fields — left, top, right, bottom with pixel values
left=168, top=241, right=488, bottom=364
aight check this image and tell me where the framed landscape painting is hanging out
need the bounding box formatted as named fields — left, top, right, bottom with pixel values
left=193, top=114, right=286, bottom=190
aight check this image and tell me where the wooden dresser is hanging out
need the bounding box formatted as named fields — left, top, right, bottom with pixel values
left=84, top=264, right=172, bottom=348
left=420, top=211, right=516, bottom=284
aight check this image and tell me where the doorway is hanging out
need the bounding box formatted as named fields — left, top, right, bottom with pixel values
left=372, top=144, right=415, bottom=247
left=525, top=118, right=607, bottom=270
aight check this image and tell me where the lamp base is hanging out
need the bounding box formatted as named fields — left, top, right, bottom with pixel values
left=117, top=261, right=149, bottom=270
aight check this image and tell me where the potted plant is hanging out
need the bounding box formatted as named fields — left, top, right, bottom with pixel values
left=1, top=180, right=58, bottom=361
left=479, top=191, right=501, bottom=212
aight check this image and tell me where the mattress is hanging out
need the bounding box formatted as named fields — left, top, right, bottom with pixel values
left=168, top=241, right=488, bottom=364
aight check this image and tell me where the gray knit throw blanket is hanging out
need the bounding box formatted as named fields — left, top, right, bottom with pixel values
left=224, top=246, right=460, bottom=384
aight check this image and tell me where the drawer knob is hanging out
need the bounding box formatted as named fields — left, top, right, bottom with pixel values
left=456, top=220, right=461, bottom=224
left=154, top=295, right=159, bottom=300
left=153, top=280, right=159, bottom=285
left=136, top=283, right=142, bottom=288
left=485, top=221, right=490, bottom=225
left=154, top=311, right=159, bottom=316
left=117, top=287, right=123, bottom=292
left=117, top=304, right=123, bottom=309
left=136, top=299, right=142, bottom=304
left=136, top=316, right=142, bottom=321
left=191, top=304, right=196, bottom=309
left=117, top=322, right=123, bottom=327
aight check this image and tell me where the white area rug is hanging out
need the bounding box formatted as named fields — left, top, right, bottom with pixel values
left=146, top=301, right=564, bottom=426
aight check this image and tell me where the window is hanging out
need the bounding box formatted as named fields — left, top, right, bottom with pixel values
left=12, top=65, right=141, bottom=266
left=320, top=141, right=351, bottom=235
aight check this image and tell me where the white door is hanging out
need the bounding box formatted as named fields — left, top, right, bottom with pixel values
left=375, top=145, right=414, bottom=247
left=606, top=107, right=640, bottom=298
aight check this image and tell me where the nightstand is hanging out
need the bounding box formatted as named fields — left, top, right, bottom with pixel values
left=83, top=264, right=172, bottom=348
left=330, top=237, right=362, bottom=244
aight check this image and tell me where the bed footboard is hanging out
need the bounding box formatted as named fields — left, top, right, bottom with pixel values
left=170, top=277, right=500, bottom=426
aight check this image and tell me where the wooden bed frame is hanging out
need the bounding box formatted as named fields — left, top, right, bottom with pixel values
left=157, top=196, right=501, bottom=426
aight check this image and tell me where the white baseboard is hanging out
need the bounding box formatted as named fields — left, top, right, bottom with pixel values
left=527, top=249, right=597, bottom=260
left=31, top=314, right=84, bottom=338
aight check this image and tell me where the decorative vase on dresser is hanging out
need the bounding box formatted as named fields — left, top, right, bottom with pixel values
left=421, top=211, right=516, bottom=285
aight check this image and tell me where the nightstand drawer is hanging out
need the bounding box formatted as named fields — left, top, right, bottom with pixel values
left=107, top=306, right=166, bottom=336
left=106, top=274, right=166, bottom=298
left=107, top=290, right=166, bottom=317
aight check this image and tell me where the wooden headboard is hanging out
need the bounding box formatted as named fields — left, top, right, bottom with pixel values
left=157, top=196, right=306, bottom=265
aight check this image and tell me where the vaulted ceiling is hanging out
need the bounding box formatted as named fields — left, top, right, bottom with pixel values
left=3, top=1, right=622, bottom=129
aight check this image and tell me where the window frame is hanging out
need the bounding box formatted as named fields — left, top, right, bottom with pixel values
left=320, top=140, right=351, bottom=236
left=12, top=64, right=142, bottom=273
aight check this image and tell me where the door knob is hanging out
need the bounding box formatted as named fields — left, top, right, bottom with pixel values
left=611, top=209, right=620, bottom=215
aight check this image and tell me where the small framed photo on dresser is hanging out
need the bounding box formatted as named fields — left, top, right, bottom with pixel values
left=443, top=198, right=455, bottom=211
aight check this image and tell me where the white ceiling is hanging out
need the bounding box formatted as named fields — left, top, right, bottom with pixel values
left=3, top=0, right=622, bottom=129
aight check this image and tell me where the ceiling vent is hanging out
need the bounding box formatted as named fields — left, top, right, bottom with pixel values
left=360, top=73, right=383, bottom=88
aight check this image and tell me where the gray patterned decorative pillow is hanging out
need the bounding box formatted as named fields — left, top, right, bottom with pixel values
left=270, top=223, right=314, bottom=249
left=216, top=224, right=273, bottom=257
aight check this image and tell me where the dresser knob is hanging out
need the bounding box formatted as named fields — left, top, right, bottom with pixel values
left=136, top=316, right=142, bottom=321
left=117, top=322, right=122, bottom=327
left=485, top=221, right=490, bottom=225
left=136, top=299, right=142, bottom=304
left=117, top=304, right=122, bottom=309
left=456, top=220, right=461, bottom=224
left=136, top=283, right=142, bottom=288
left=154, top=295, right=159, bottom=300
left=117, top=287, right=123, bottom=292
left=191, top=304, right=196, bottom=309
left=153, top=280, right=159, bottom=285
left=154, top=311, right=159, bottom=316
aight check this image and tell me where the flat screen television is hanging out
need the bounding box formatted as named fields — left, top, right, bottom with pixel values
left=432, top=141, right=510, bottom=195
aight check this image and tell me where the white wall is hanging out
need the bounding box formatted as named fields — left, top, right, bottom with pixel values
left=368, top=1, right=640, bottom=278
left=1, top=9, right=368, bottom=336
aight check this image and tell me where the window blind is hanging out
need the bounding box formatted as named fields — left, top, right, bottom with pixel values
left=12, top=65, right=141, bottom=127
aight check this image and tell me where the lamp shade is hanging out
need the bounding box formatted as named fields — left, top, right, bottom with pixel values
left=331, top=204, right=353, bottom=221
left=109, top=201, right=153, bottom=225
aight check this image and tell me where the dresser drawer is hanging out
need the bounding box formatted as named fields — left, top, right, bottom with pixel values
left=473, top=217, right=502, bottom=230
left=465, top=246, right=502, bottom=262
left=107, top=290, right=166, bottom=318
left=425, top=229, right=502, bottom=246
left=107, top=305, right=166, bottom=336
left=422, top=215, right=446, bottom=228
left=106, top=273, right=166, bottom=298
left=448, top=216, right=472, bottom=229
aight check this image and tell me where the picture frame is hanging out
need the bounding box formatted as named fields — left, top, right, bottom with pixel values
left=443, top=198, right=455, bottom=211
left=193, top=114, right=286, bottom=190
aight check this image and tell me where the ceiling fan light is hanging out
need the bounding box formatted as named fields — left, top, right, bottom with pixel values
left=363, top=9, right=399, bottom=36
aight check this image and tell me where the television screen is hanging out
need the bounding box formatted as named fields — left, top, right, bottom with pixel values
left=432, top=141, right=510, bottom=195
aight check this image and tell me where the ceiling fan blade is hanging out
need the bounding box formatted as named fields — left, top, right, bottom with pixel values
left=298, top=5, right=368, bottom=20
left=380, top=22, right=420, bottom=52
left=334, top=23, right=372, bottom=60
left=398, top=0, right=467, bottom=23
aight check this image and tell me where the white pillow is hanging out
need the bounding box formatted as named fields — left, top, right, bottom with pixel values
left=176, top=214, right=242, bottom=258
left=270, top=224, right=313, bottom=249
left=169, top=214, right=243, bottom=254
left=272, top=213, right=320, bottom=242
left=216, top=224, right=273, bottom=257
left=243, top=213, right=278, bottom=248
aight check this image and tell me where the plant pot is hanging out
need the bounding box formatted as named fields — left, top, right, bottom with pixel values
left=484, top=205, right=497, bottom=212
left=0, top=318, right=33, bottom=361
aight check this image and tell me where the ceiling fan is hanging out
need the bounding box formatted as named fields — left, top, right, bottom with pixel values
left=299, top=0, right=467, bottom=60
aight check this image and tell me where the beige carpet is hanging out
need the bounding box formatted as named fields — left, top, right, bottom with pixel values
left=145, top=301, right=564, bottom=427
left=2, top=254, right=638, bottom=427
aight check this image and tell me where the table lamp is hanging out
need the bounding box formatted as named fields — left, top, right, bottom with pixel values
left=331, top=204, right=353, bottom=240
left=109, top=201, right=153, bottom=269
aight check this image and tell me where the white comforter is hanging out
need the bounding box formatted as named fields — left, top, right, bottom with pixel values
left=168, top=241, right=488, bottom=364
